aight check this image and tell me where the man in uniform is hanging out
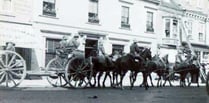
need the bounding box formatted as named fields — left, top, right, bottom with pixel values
left=129, top=39, right=143, bottom=62
left=56, top=35, right=70, bottom=56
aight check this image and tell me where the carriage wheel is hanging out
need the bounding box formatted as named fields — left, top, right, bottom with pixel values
left=206, top=72, right=209, bottom=95
left=65, top=57, right=93, bottom=88
left=46, top=57, right=67, bottom=87
left=0, top=50, right=26, bottom=87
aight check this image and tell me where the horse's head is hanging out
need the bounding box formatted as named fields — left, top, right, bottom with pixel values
left=140, top=48, right=152, bottom=60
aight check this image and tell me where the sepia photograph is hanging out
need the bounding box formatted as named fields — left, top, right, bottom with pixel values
left=0, top=0, right=209, bottom=103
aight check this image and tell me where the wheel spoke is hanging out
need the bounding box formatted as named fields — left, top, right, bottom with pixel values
left=5, top=53, right=8, bottom=66
left=8, top=55, right=16, bottom=67
left=8, top=72, right=17, bottom=86
left=0, top=73, right=5, bottom=83
left=10, top=68, right=25, bottom=71
left=0, top=58, right=5, bottom=67
left=9, top=71, right=22, bottom=78
left=10, top=61, right=22, bottom=69
left=5, top=72, right=8, bottom=87
left=59, top=76, right=62, bottom=85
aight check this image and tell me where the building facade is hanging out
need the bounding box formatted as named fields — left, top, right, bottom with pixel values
left=158, top=0, right=209, bottom=63
left=0, top=0, right=208, bottom=71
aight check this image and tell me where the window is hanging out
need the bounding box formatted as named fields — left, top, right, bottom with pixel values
left=198, top=33, right=203, bottom=42
left=165, top=19, right=170, bottom=37
left=112, top=44, right=124, bottom=55
left=43, top=0, right=56, bottom=17
left=45, top=38, right=60, bottom=65
left=46, top=38, right=60, bottom=53
left=121, top=6, right=130, bottom=28
left=198, top=23, right=204, bottom=42
left=146, top=12, right=154, bottom=32
left=1, top=0, right=12, bottom=11
left=88, top=0, right=99, bottom=23
left=203, top=52, right=209, bottom=59
left=172, top=19, right=178, bottom=38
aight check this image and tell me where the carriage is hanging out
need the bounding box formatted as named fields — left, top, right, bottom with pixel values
left=0, top=42, right=94, bottom=88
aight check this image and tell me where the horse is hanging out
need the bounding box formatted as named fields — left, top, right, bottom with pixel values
left=89, top=51, right=115, bottom=88
left=145, top=54, right=173, bottom=87
left=173, top=60, right=200, bottom=87
left=113, top=48, right=152, bottom=90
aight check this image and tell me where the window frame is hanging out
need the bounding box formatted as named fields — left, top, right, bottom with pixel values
left=88, top=0, right=99, bottom=23
left=165, top=19, right=171, bottom=37
left=121, top=6, right=130, bottom=28
left=42, top=0, right=56, bottom=17
left=146, top=11, right=154, bottom=32
left=0, top=0, right=13, bottom=13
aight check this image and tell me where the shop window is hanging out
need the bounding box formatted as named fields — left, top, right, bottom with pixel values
left=112, top=44, right=124, bottom=55
left=45, top=38, right=60, bottom=65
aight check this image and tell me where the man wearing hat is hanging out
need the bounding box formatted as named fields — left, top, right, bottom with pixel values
left=130, top=39, right=143, bottom=61
left=68, top=34, right=80, bottom=51
left=5, top=42, right=15, bottom=52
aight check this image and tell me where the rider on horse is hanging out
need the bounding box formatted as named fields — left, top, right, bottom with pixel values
left=130, top=39, right=144, bottom=62
left=97, top=37, right=113, bottom=66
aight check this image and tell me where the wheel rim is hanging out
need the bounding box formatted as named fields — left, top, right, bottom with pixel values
left=46, top=57, right=67, bottom=87
left=65, top=57, right=93, bottom=88
left=0, top=50, right=26, bottom=87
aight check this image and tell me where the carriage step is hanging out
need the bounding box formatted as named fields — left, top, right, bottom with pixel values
left=26, top=71, right=51, bottom=76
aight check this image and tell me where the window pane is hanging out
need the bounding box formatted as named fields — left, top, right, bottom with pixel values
left=43, top=0, right=56, bottom=16
left=165, top=19, right=170, bottom=37
left=121, top=6, right=129, bottom=25
left=89, top=1, right=98, bottom=13
left=2, top=0, right=12, bottom=11
left=146, top=12, right=153, bottom=32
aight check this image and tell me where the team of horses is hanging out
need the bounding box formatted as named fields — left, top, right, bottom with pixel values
left=71, top=47, right=200, bottom=90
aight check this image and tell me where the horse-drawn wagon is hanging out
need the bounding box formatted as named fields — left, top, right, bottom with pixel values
left=0, top=42, right=94, bottom=88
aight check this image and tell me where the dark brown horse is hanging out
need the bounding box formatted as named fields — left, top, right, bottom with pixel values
left=145, top=54, right=173, bottom=87
left=113, top=48, right=152, bottom=90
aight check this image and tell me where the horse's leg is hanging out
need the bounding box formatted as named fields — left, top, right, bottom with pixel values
left=120, top=71, right=126, bottom=90
left=89, top=72, right=96, bottom=87
left=149, top=74, right=154, bottom=87
left=129, top=71, right=134, bottom=89
left=97, top=72, right=103, bottom=88
left=132, top=71, right=138, bottom=88
left=102, top=72, right=108, bottom=88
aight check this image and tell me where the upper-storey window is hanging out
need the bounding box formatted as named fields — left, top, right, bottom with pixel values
left=0, top=0, right=12, bottom=12
left=88, top=0, right=99, bottom=23
left=43, top=0, right=56, bottom=17
left=121, top=6, right=130, bottom=28
left=198, top=23, right=204, bottom=42
left=172, top=19, right=178, bottom=38
left=165, top=19, right=170, bottom=37
left=146, top=11, right=154, bottom=32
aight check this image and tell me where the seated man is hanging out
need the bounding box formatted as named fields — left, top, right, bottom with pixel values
left=129, top=39, right=143, bottom=62
left=56, top=35, right=71, bottom=57
left=175, top=46, right=185, bottom=69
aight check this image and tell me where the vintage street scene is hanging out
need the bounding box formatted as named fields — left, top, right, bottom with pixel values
left=0, top=0, right=209, bottom=103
